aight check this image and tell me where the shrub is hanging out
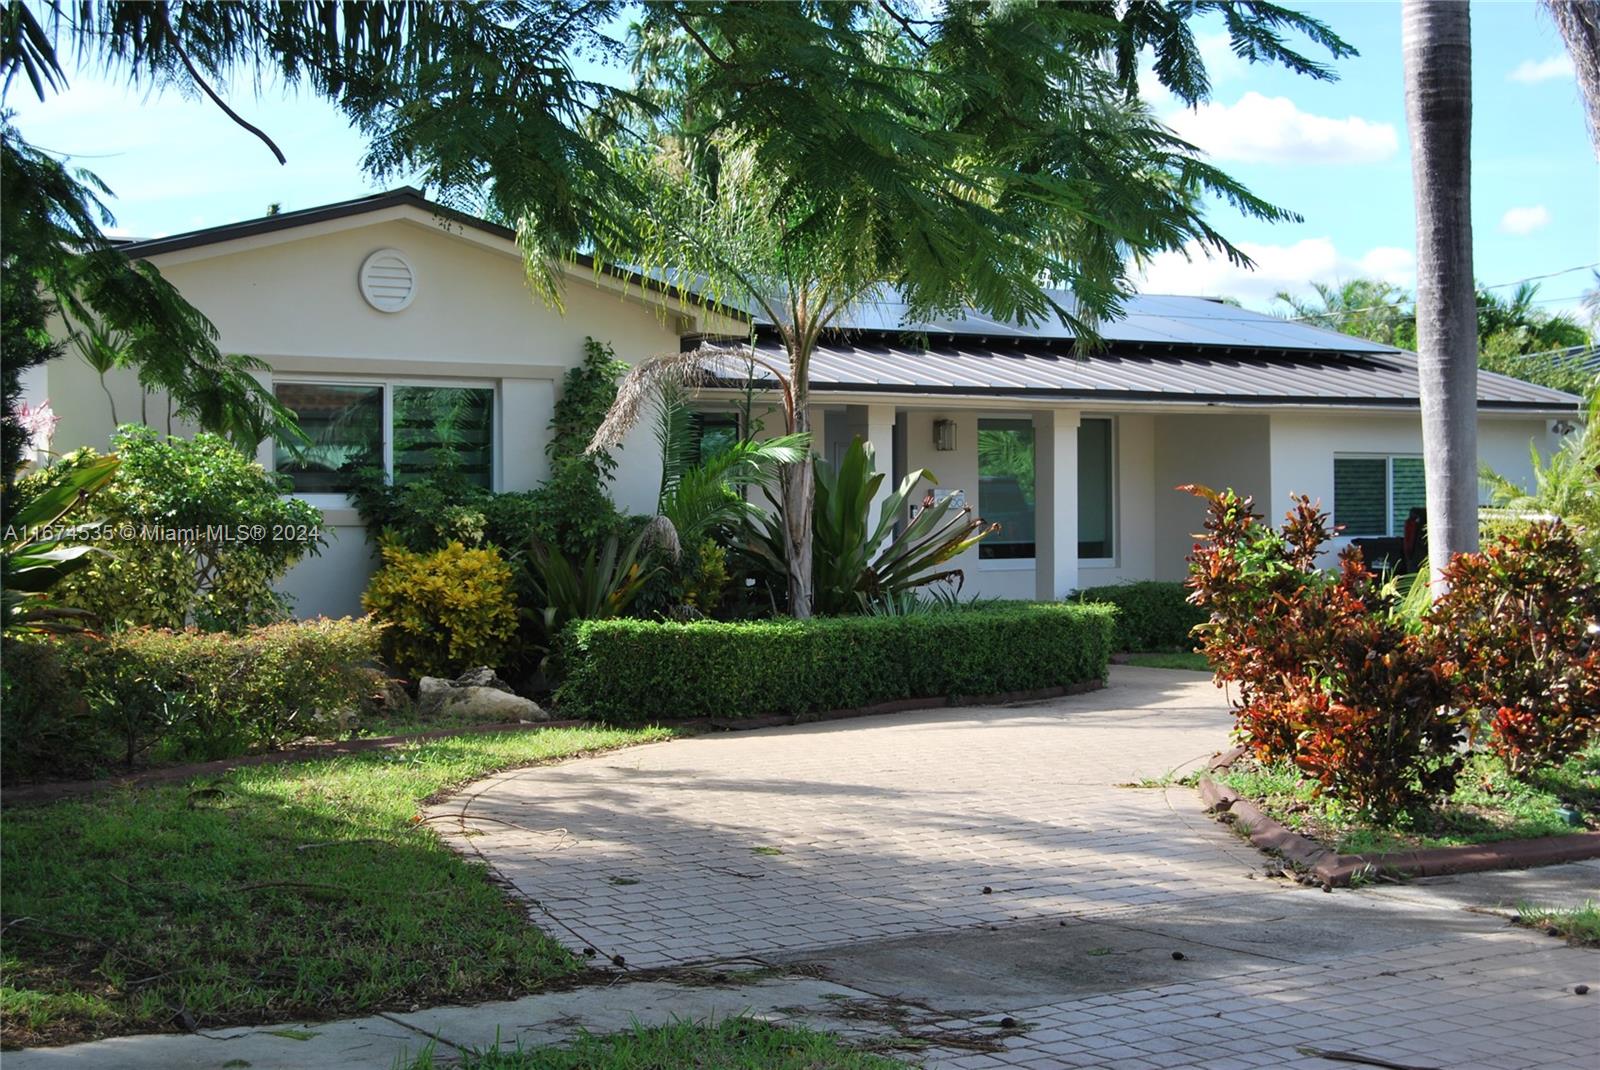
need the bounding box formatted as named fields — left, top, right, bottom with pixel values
left=1075, top=581, right=1204, bottom=651
left=34, top=427, right=323, bottom=631
left=1185, top=486, right=1462, bottom=818
left=0, top=637, right=104, bottom=777
left=0, top=618, right=381, bottom=776
left=1426, top=521, right=1600, bottom=775
left=556, top=602, right=1114, bottom=722
left=363, top=541, right=519, bottom=678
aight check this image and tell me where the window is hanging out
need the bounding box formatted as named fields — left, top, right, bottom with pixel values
left=1078, top=418, right=1114, bottom=559
left=274, top=381, right=495, bottom=495
left=689, top=412, right=741, bottom=465
left=978, top=419, right=1035, bottom=559
left=1334, top=455, right=1425, bottom=537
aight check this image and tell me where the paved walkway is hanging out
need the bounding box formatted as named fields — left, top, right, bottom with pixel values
left=11, top=668, right=1598, bottom=1069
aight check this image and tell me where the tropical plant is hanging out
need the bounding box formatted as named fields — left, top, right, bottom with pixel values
left=1, top=452, right=119, bottom=633
left=363, top=541, right=519, bottom=679
left=1276, top=278, right=1418, bottom=349
left=1425, top=521, right=1600, bottom=777
left=1185, top=485, right=1463, bottom=818
left=747, top=439, right=994, bottom=616
left=525, top=531, right=657, bottom=641
left=40, top=428, right=324, bottom=632
left=1479, top=375, right=1600, bottom=565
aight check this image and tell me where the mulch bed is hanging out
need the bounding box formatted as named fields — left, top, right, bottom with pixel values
left=1197, top=747, right=1600, bottom=887
left=3, top=678, right=1104, bottom=807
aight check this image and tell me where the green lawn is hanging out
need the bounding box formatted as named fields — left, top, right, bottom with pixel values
left=1517, top=901, right=1600, bottom=947
left=1120, top=651, right=1209, bottom=671
left=0, top=725, right=675, bottom=1049
left=1212, top=743, right=1599, bottom=854
left=404, top=1018, right=910, bottom=1069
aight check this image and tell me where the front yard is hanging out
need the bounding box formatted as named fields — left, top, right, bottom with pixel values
left=0, top=725, right=674, bottom=1048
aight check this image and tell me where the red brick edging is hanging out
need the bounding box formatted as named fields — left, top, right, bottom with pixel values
left=3, top=677, right=1106, bottom=807
left=1197, top=756, right=1600, bottom=887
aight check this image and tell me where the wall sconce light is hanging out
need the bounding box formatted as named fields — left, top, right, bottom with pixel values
left=1552, top=419, right=1576, bottom=436
left=933, top=418, right=957, bottom=452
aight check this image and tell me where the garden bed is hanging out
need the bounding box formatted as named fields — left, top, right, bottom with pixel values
left=0, top=724, right=674, bottom=1048
left=1198, top=743, right=1600, bottom=886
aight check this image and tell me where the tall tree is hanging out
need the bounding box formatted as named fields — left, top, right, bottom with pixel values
left=585, top=3, right=1350, bottom=617
left=1403, top=0, right=1478, bottom=591
left=1541, top=0, right=1600, bottom=153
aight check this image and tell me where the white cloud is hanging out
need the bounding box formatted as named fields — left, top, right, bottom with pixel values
left=1499, top=204, right=1552, bottom=235
left=1135, top=238, right=1415, bottom=309
left=1508, top=55, right=1575, bottom=84
left=1165, top=92, right=1398, bottom=165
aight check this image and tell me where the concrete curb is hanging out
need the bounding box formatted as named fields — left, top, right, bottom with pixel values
left=1197, top=764, right=1600, bottom=887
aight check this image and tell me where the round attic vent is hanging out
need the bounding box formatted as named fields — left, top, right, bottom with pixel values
left=358, top=248, right=417, bottom=312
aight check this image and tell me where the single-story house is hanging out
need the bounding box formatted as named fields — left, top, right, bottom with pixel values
left=26, top=188, right=1580, bottom=617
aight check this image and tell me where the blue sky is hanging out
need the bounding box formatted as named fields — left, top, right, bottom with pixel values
left=8, top=1, right=1597, bottom=319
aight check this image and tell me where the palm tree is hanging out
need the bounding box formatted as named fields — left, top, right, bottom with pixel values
left=1541, top=0, right=1600, bottom=152
left=1403, top=0, right=1479, bottom=590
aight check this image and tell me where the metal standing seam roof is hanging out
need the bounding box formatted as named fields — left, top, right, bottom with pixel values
left=725, top=291, right=1580, bottom=411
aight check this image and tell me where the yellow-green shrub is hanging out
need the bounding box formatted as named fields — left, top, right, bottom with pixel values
left=362, top=541, right=518, bottom=678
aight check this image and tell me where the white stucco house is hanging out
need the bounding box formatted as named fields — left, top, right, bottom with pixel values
left=26, top=188, right=1580, bottom=618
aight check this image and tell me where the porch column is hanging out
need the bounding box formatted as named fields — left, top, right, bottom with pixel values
left=1035, top=408, right=1081, bottom=600
left=864, top=403, right=898, bottom=528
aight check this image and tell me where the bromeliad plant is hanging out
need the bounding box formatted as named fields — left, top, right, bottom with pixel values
left=1184, top=485, right=1462, bottom=818
left=1, top=452, right=119, bottom=634
left=753, top=438, right=995, bottom=616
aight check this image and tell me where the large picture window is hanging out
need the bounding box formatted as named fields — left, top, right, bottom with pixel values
left=274, top=380, right=495, bottom=495
left=1334, top=455, right=1425, bottom=537
left=978, top=419, right=1035, bottom=559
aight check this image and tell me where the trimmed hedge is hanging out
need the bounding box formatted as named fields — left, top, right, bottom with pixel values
left=1, top=617, right=382, bottom=777
left=1076, top=581, right=1204, bottom=652
left=556, top=602, right=1115, bottom=722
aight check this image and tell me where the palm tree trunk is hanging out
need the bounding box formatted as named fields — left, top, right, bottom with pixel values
left=782, top=376, right=814, bottom=619
left=1403, top=0, right=1478, bottom=592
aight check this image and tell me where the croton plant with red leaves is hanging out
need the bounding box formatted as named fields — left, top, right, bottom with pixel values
left=1426, top=521, right=1600, bottom=776
left=1183, top=485, right=1462, bottom=818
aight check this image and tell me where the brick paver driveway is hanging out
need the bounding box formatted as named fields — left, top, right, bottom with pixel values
left=433, top=667, right=1599, bottom=1069
left=434, top=666, right=1246, bottom=966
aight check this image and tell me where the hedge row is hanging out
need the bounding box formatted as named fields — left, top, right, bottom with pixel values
left=556, top=602, right=1115, bottom=722
left=1, top=617, right=382, bottom=778
left=1075, top=581, right=1204, bottom=652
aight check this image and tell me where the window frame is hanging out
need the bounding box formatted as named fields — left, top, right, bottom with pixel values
left=1332, top=452, right=1424, bottom=538
left=271, top=374, right=501, bottom=506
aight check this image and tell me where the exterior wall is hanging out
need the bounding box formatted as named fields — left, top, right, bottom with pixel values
left=1151, top=414, right=1273, bottom=582
left=42, top=215, right=696, bottom=619
left=1268, top=411, right=1558, bottom=559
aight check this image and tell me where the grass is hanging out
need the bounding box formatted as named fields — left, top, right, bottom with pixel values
left=1212, top=742, right=1599, bottom=854
left=1516, top=901, right=1600, bottom=947
left=1120, top=651, right=1209, bottom=671
left=0, top=724, right=675, bottom=1049
left=402, top=1018, right=910, bottom=1069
